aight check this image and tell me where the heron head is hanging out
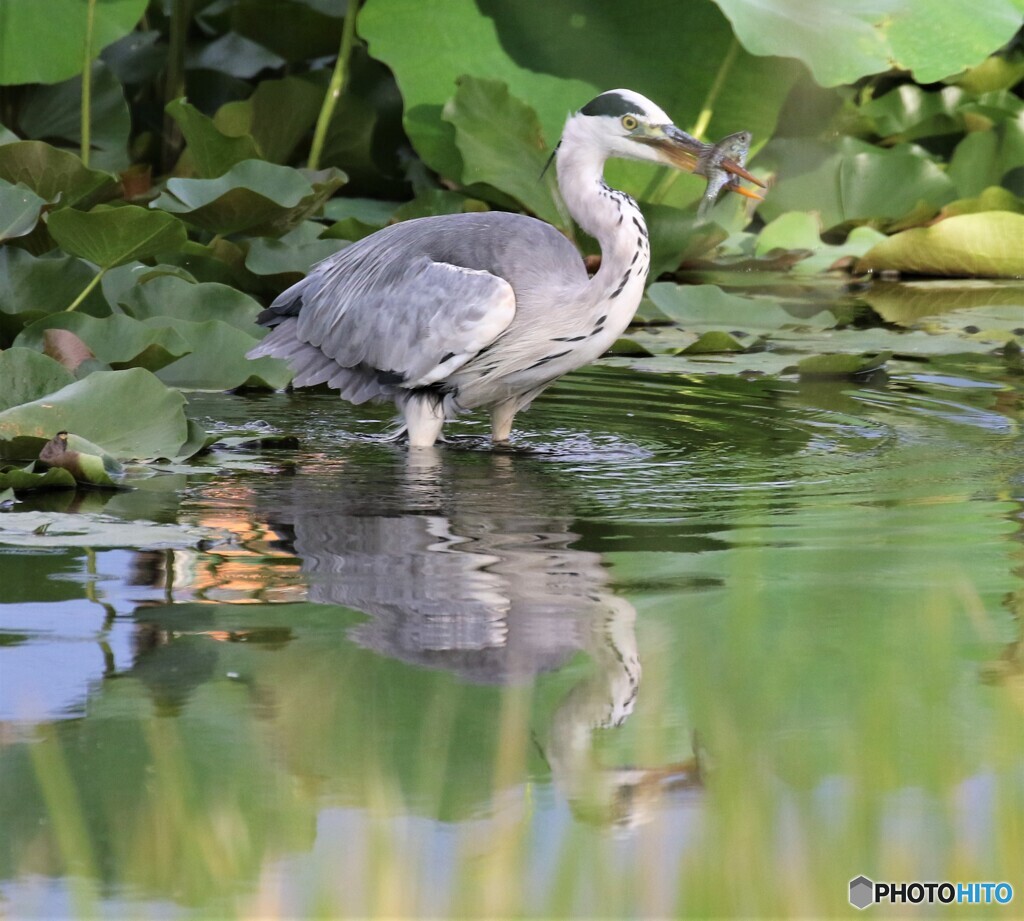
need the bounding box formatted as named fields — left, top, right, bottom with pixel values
left=573, top=89, right=763, bottom=191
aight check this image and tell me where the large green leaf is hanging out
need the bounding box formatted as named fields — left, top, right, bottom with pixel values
left=947, top=118, right=1024, bottom=198
left=858, top=212, right=1024, bottom=278
left=48, top=204, right=189, bottom=269
left=118, top=276, right=264, bottom=332
left=0, top=141, right=118, bottom=209
left=150, top=159, right=346, bottom=235
left=442, top=77, right=562, bottom=227
left=0, top=368, right=191, bottom=461
left=215, top=76, right=325, bottom=166
left=711, top=0, right=1024, bottom=87
left=166, top=98, right=260, bottom=179
left=360, top=0, right=797, bottom=197
left=0, top=348, right=75, bottom=413
left=0, top=249, right=107, bottom=345
left=153, top=318, right=292, bottom=391
left=14, top=313, right=193, bottom=372
left=757, top=137, right=957, bottom=231
left=0, top=0, right=149, bottom=85
left=16, top=62, right=131, bottom=172
left=0, top=180, right=49, bottom=242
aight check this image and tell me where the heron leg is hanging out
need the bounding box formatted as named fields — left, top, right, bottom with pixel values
left=403, top=394, right=446, bottom=447
left=490, top=400, right=517, bottom=443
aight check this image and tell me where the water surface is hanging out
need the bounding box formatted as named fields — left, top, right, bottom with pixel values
left=1, top=297, right=1023, bottom=917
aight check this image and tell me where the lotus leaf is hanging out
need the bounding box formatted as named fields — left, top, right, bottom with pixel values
left=0, top=141, right=118, bottom=209
left=711, top=0, right=1024, bottom=87
left=48, top=204, right=189, bottom=269
left=0, top=0, right=148, bottom=85
left=151, top=159, right=346, bottom=235
left=0, top=348, right=75, bottom=413
left=0, top=512, right=229, bottom=549
left=858, top=212, right=1024, bottom=278
left=15, top=313, right=193, bottom=372
left=119, top=276, right=263, bottom=332
left=166, top=98, right=260, bottom=179
left=0, top=368, right=191, bottom=461
left=0, top=180, right=49, bottom=242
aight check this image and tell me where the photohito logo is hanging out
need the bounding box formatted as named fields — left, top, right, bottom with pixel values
left=849, top=876, right=1014, bottom=909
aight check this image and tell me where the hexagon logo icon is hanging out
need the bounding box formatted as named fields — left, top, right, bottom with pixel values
left=849, top=876, right=874, bottom=910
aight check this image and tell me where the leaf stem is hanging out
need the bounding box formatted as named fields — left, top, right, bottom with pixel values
left=308, top=0, right=359, bottom=171
left=162, top=0, right=191, bottom=171
left=81, top=0, right=97, bottom=166
left=648, top=37, right=740, bottom=205
left=66, top=269, right=105, bottom=312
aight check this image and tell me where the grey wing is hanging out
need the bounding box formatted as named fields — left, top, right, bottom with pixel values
left=249, top=251, right=516, bottom=403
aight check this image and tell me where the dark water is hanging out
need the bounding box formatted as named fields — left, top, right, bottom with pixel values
left=1, top=342, right=1023, bottom=916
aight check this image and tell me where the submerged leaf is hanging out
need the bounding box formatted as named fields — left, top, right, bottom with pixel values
left=796, top=352, right=891, bottom=379
left=858, top=212, right=1024, bottom=278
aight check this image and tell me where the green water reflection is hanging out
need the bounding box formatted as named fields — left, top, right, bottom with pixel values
left=0, top=342, right=1022, bottom=916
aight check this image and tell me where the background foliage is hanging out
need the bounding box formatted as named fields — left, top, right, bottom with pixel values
left=0, top=0, right=1021, bottom=466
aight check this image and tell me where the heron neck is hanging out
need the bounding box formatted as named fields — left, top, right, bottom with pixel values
left=556, top=136, right=651, bottom=307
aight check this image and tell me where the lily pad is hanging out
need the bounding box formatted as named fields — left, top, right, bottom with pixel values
left=0, top=348, right=74, bottom=413
left=0, top=463, right=76, bottom=493
left=796, top=351, right=891, bottom=380
left=858, top=212, right=1024, bottom=278
left=0, top=368, right=192, bottom=461
left=150, top=159, right=346, bottom=236
left=15, top=313, right=193, bottom=372
left=0, top=511, right=229, bottom=549
left=47, top=204, right=189, bottom=270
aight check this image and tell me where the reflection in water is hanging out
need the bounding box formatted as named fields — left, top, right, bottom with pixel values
left=245, top=447, right=700, bottom=825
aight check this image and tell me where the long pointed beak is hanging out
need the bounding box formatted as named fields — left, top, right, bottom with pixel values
left=636, top=124, right=767, bottom=190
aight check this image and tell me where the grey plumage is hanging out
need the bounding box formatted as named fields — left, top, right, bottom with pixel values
left=248, top=89, right=762, bottom=446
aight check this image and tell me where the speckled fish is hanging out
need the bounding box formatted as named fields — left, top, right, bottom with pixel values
left=696, top=130, right=757, bottom=219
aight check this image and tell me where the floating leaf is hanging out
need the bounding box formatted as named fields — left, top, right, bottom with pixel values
left=166, top=97, right=260, bottom=178
left=151, top=159, right=346, bottom=236
left=682, top=330, right=748, bottom=354
left=797, top=351, right=891, bottom=380
left=0, top=368, right=192, bottom=461
left=0, top=141, right=118, bottom=209
left=0, top=0, right=149, bottom=85
left=0, top=348, right=74, bottom=413
left=37, top=431, right=122, bottom=489
left=858, top=212, right=1024, bottom=278
left=0, top=511, right=228, bottom=549
left=0, top=180, right=49, bottom=242
left=15, top=313, right=193, bottom=372
left=0, top=463, right=76, bottom=492
left=47, top=204, right=189, bottom=269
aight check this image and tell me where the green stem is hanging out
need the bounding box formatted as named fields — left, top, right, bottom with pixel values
left=81, top=0, right=97, bottom=166
left=308, top=0, right=360, bottom=171
left=66, top=269, right=106, bottom=312
left=648, top=37, right=740, bottom=205
left=162, top=0, right=191, bottom=171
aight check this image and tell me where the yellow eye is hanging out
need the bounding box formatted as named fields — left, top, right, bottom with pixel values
left=621, top=115, right=638, bottom=131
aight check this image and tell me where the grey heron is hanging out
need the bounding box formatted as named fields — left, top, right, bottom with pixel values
left=248, top=89, right=762, bottom=446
